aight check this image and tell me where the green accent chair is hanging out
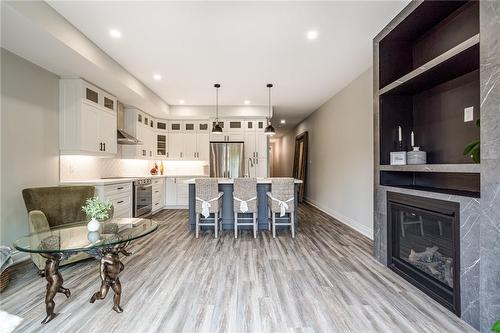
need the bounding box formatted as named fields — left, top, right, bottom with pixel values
left=22, top=186, right=112, bottom=272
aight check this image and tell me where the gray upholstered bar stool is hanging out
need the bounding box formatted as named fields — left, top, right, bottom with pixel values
left=267, top=178, right=296, bottom=238
left=233, top=178, right=258, bottom=238
left=195, top=178, right=224, bottom=238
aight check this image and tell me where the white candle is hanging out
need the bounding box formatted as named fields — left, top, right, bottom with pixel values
left=398, top=126, right=402, bottom=142
left=411, top=131, right=414, bottom=147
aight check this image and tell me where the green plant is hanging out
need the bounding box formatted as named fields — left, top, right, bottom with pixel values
left=492, top=320, right=500, bottom=333
left=82, top=197, right=112, bottom=220
left=463, top=119, right=480, bottom=163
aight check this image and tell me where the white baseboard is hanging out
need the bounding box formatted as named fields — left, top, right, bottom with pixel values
left=304, top=197, right=373, bottom=240
left=164, top=205, right=188, bottom=209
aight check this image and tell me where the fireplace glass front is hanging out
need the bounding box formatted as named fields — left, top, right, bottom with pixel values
left=387, top=192, right=460, bottom=315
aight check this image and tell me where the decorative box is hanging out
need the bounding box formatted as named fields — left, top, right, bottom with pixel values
left=407, top=147, right=427, bottom=165
left=390, top=151, right=407, bottom=165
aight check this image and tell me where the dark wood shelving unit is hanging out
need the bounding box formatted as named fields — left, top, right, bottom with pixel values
left=376, top=0, right=480, bottom=197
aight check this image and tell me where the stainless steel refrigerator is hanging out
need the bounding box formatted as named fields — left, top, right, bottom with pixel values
left=209, top=142, right=244, bottom=178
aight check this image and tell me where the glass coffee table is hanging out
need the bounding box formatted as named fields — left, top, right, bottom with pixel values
left=13, top=218, right=158, bottom=324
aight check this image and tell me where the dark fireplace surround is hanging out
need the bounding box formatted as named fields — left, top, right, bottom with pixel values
left=387, top=192, right=460, bottom=316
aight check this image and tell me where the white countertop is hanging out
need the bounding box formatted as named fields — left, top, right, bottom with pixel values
left=60, top=174, right=208, bottom=186
left=184, top=178, right=303, bottom=184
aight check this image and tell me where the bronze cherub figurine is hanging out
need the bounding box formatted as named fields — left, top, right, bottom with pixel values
left=40, top=252, right=71, bottom=324
left=90, top=246, right=130, bottom=313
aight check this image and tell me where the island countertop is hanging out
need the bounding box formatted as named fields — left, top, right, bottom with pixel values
left=184, top=177, right=302, bottom=184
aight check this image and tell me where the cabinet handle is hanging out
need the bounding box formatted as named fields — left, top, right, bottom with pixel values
left=99, top=143, right=102, bottom=151
left=103, top=143, right=106, bottom=151
left=181, top=152, right=183, bottom=158
left=117, top=200, right=124, bottom=204
left=256, top=151, right=258, bottom=159
left=167, top=152, right=169, bottom=158
left=194, top=152, right=196, bottom=158
left=117, top=187, right=124, bottom=190
left=155, top=190, right=159, bottom=193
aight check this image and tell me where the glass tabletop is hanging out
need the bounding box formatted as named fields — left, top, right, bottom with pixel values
left=13, top=218, right=158, bottom=254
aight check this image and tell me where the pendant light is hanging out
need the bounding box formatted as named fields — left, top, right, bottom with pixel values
left=264, top=83, right=276, bottom=136
left=212, top=83, right=223, bottom=134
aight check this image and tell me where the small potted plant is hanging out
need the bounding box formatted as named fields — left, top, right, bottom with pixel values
left=82, top=197, right=112, bottom=232
left=492, top=320, right=500, bottom=333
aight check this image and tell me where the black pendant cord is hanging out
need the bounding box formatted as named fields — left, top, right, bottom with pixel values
left=215, top=83, right=220, bottom=124
left=267, top=83, right=273, bottom=124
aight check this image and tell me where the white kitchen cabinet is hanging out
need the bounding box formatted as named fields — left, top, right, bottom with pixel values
left=163, top=121, right=210, bottom=160
left=196, top=132, right=210, bottom=161
left=168, top=132, right=184, bottom=159
left=99, top=107, right=118, bottom=154
left=244, top=132, right=256, bottom=161
left=122, top=108, right=158, bottom=159
left=211, top=133, right=245, bottom=142
left=152, top=178, right=165, bottom=213
left=165, top=178, right=177, bottom=206
left=244, top=119, right=266, bottom=132
left=95, top=182, right=133, bottom=218
left=243, top=131, right=268, bottom=177
left=196, top=121, right=210, bottom=132
left=165, top=177, right=189, bottom=208
left=156, top=132, right=167, bottom=158
left=60, top=78, right=117, bottom=155
left=183, top=133, right=197, bottom=160
left=80, top=101, right=99, bottom=152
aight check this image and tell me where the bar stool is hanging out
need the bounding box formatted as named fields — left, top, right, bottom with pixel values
left=195, top=178, right=223, bottom=238
left=233, top=178, right=258, bottom=238
left=267, top=178, right=296, bottom=238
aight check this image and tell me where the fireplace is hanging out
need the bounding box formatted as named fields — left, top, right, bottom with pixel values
left=387, top=192, right=460, bottom=315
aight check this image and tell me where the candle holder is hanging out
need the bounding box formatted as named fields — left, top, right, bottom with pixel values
left=407, top=147, right=427, bottom=165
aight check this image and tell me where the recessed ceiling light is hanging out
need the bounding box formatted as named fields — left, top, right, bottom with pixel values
left=244, top=100, right=250, bottom=105
left=280, top=119, right=286, bottom=124
left=109, top=29, right=122, bottom=39
left=153, top=74, right=162, bottom=81
left=179, top=100, right=185, bottom=104
left=306, top=30, right=318, bottom=40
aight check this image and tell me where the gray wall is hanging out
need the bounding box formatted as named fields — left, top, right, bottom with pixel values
left=274, top=69, right=374, bottom=239
left=0, top=48, right=60, bottom=248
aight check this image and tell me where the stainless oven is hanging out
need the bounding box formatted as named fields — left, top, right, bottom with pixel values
left=133, top=178, right=152, bottom=217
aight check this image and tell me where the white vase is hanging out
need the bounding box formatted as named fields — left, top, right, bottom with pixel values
left=87, top=218, right=100, bottom=232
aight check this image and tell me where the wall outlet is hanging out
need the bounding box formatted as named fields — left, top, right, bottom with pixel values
left=464, top=106, right=474, bottom=122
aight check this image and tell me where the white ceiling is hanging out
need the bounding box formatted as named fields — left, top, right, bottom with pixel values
left=47, top=1, right=408, bottom=128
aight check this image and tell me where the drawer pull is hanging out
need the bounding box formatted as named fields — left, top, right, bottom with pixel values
left=117, top=200, right=124, bottom=204
left=155, top=190, right=159, bottom=193
left=155, top=203, right=159, bottom=205
left=117, top=187, right=124, bottom=190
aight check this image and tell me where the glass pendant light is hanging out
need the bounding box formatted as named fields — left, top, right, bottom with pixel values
left=212, top=83, right=223, bottom=134
left=264, top=83, right=276, bottom=136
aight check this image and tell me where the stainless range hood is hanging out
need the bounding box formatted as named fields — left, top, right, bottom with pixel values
left=117, top=129, right=142, bottom=145
left=117, top=101, right=142, bottom=145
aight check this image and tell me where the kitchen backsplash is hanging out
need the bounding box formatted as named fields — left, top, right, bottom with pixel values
left=60, top=155, right=208, bottom=181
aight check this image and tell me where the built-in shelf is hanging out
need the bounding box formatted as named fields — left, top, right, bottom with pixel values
left=378, top=164, right=480, bottom=173
left=380, top=170, right=480, bottom=198
left=379, top=34, right=479, bottom=95
left=381, top=184, right=480, bottom=199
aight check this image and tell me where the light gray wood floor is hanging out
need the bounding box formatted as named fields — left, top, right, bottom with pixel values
left=1, top=204, right=476, bottom=332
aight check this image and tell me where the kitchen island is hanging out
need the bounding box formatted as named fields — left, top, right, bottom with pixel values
left=186, top=178, right=302, bottom=231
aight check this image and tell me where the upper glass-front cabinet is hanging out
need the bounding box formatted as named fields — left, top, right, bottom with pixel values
left=86, top=88, right=98, bottom=104
left=184, top=122, right=195, bottom=131
left=157, top=121, right=167, bottom=130
left=169, top=121, right=182, bottom=131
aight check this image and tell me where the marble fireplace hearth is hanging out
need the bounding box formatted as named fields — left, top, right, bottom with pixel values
left=374, top=186, right=480, bottom=327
